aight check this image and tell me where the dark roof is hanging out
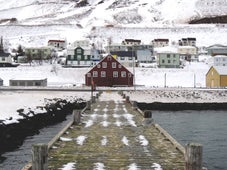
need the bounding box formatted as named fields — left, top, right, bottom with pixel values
left=110, top=51, right=136, bottom=57
left=0, top=51, right=10, bottom=57
left=153, top=39, right=169, bottom=42
left=48, top=40, right=65, bottom=43
left=124, top=39, right=141, bottom=43
left=187, top=38, right=196, bottom=41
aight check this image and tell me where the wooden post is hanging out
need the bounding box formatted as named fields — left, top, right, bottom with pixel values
left=142, top=110, right=153, bottom=126
left=92, top=96, right=96, bottom=103
left=132, top=101, right=137, bottom=110
left=73, top=110, right=81, bottom=125
left=86, top=101, right=91, bottom=110
left=126, top=96, right=130, bottom=103
left=185, top=143, right=203, bottom=170
left=32, top=143, right=48, bottom=170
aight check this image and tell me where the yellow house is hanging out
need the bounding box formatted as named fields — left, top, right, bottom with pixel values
left=206, top=66, right=227, bottom=88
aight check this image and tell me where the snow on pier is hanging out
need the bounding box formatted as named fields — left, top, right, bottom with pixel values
left=48, top=91, right=185, bottom=169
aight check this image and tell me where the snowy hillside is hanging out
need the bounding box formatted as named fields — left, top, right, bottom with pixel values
left=0, top=0, right=227, bottom=48
left=1, top=0, right=227, bottom=26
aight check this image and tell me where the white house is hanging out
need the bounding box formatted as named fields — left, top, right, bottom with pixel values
left=178, top=46, right=198, bottom=61
left=151, top=39, right=169, bottom=47
left=48, top=40, right=66, bottom=50
left=213, top=55, right=227, bottom=66
left=72, top=40, right=90, bottom=48
left=66, top=46, right=101, bottom=67
left=0, top=37, right=18, bottom=67
left=156, top=46, right=181, bottom=68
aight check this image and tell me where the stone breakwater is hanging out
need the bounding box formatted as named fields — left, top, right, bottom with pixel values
left=0, top=98, right=86, bottom=156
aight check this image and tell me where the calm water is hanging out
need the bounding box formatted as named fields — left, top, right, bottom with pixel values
left=1, top=111, right=226, bottom=170
left=0, top=114, right=73, bottom=170
left=152, top=110, right=227, bottom=170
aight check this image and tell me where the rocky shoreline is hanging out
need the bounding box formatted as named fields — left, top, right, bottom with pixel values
left=0, top=98, right=86, bottom=157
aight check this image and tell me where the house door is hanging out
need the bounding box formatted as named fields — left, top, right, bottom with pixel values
left=107, top=78, right=113, bottom=87
left=211, top=79, right=214, bottom=87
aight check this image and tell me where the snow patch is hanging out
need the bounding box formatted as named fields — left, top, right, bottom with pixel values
left=114, top=120, right=122, bottom=127
left=151, top=163, right=163, bottom=170
left=84, top=120, right=94, bottom=128
left=101, top=136, right=108, bottom=146
left=59, top=162, right=76, bottom=170
left=128, top=163, right=140, bottom=170
left=100, top=121, right=110, bottom=127
left=123, top=113, right=137, bottom=127
left=75, top=135, right=87, bottom=145
left=138, top=135, right=149, bottom=146
left=122, top=136, right=129, bottom=146
left=60, top=163, right=76, bottom=170
left=93, top=162, right=105, bottom=170
left=60, top=137, right=73, bottom=142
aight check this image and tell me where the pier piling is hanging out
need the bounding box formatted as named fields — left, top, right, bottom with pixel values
left=32, top=143, right=48, bottom=170
left=185, top=143, right=203, bottom=170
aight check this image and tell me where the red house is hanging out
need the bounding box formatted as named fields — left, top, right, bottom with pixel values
left=85, top=55, right=134, bottom=87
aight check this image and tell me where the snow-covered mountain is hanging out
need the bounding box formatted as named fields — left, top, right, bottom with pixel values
left=0, top=0, right=227, bottom=48
left=1, top=0, right=227, bottom=27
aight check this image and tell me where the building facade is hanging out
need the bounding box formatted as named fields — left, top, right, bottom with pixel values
left=66, top=46, right=101, bottom=67
left=213, top=55, right=227, bottom=66
left=85, top=55, right=134, bottom=87
left=207, top=45, right=227, bottom=56
left=179, top=38, right=196, bottom=46
left=158, top=52, right=180, bottom=68
left=178, top=46, right=198, bottom=61
left=9, top=78, right=47, bottom=86
left=48, top=40, right=66, bottom=50
left=25, top=47, right=52, bottom=60
left=151, top=39, right=169, bottom=47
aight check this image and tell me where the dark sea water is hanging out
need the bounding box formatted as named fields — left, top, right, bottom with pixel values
left=0, top=114, right=73, bottom=170
left=1, top=111, right=226, bottom=170
left=152, top=110, right=227, bottom=170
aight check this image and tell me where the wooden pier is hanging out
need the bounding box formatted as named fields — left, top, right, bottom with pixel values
left=23, top=91, right=204, bottom=170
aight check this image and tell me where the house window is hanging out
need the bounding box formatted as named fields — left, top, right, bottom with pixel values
left=162, top=59, right=165, bottom=63
left=77, top=55, right=81, bottom=60
left=128, top=73, right=132, bottom=77
left=167, top=54, right=170, bottom=58
left=101, top=71, right=106, bottom=77
left=128, top=57, right=132, bottom=60
left=112, top=62, right=116, bottom=68
left=168, top=60, right=171, bottom=63
left=118, top=64, right=122, bottom=68
left=107, top=56, right=112, bottom=61
left=121, top=71, right=126, bottom=77
left=113, top=71, right=118, bottom=77
left=102, top=62, right=107, bottom=68
left=77, top=48, right=82, bottom=53
left=2, top=57, right=5, bottom=61
left=120, top=57, right=125, bottom=60
left=97, top=64, right=101, bottom=68
left=93, top=71, right=98, bottom=77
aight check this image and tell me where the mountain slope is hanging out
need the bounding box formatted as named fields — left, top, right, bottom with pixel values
left=0, top=0, right=227, bottom=27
